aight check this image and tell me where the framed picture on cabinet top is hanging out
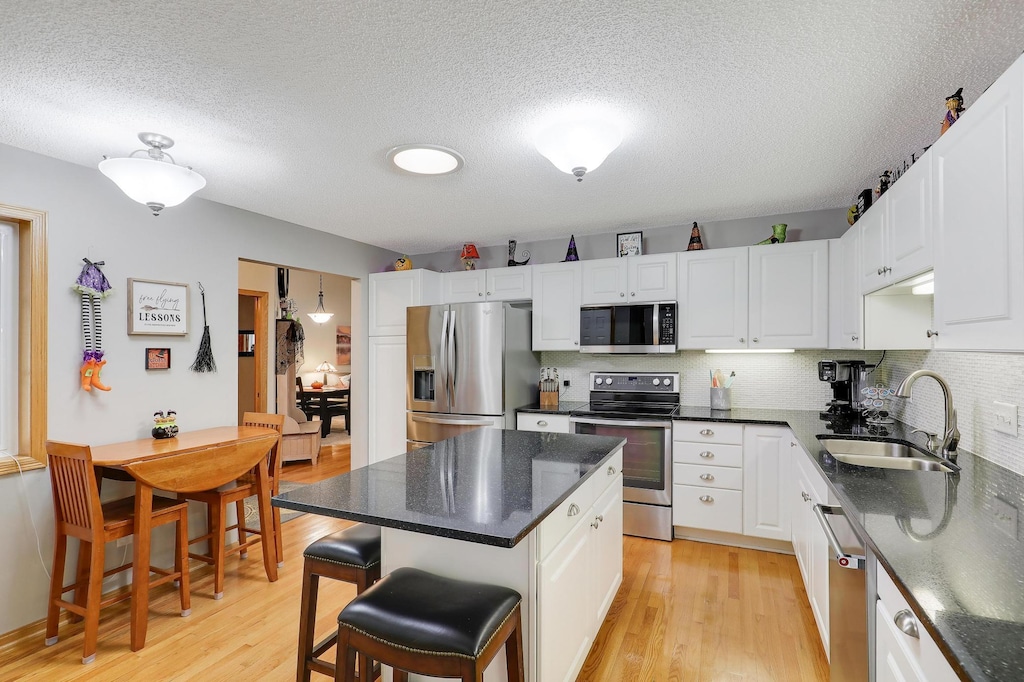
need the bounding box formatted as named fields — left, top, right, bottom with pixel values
left=128, top=278, right=189, bottom=335
left=617, top=231, right=643, bottom=257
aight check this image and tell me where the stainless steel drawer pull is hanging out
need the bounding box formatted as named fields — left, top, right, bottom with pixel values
left=591, top=519, right=601, bottom=528
left=699, top=473, right=714, bottom=481
left=699, top=429, right=714, bottom=437
left=607, top=466, right=616, bottom=475
left=537, top=420, right=548, bottom=427
left=567, top=503, right=580, bottom=517
left=893, top=610, right=920, bottom=639
left=699, top=495, right=714, bottom=503
left=790, top=441, right=798, bottom=447
left=699, top=451, right=715, bottom=459
left=478, top=292, right=483, bottom=296
left=801, top=491, right=811, bottom=502
left=927, top=329, right=938, bottom=338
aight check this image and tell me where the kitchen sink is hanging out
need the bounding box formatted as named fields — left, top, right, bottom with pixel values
left=817, top=438, right=957, bottom=473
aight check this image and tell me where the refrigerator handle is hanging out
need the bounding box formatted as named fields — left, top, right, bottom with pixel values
left=440, top=309, right=450, bottom=412
left=448, top=309, right=457, bottom=410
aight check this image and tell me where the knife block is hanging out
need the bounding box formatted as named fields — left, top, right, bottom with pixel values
left=539, top=387, right=559, bottom=410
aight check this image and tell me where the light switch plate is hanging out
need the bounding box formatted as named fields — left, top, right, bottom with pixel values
left=994, top=401, right=1018, bottom=436
left=992, top=497, right=1019, bottom=540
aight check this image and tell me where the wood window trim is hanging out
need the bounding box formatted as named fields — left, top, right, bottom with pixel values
left=238, top=289, right=269, bottom=413
left=0, top=203, right=47, bottom=476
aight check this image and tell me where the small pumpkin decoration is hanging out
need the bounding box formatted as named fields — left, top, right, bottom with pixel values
left=394, top=255, right=412, bottom=271
left=311, top=380, right=324, bottom=389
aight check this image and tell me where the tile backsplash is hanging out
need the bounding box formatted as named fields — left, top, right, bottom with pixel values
left=541, top=349, right=1024, bottom=475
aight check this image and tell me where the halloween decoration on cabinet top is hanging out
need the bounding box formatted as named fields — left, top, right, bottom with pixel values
left=755, top=224, right=787, bottom=245
left=508, top=239, right=531, bottom=266
left=394, top=255, right=412, bottom=271
left=687, top=222, right=705, bottom=250
left=941, top=87, right=965, bottom=136
left=74, top=258, right=113, bottom=392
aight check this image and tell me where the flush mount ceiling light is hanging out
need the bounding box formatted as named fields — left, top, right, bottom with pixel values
left=307, top=275, right=334, bottom=324
left=387, top=144, right=464, bottom=175
left=534, top=118, right=622, bottom=182
left=98, top=133, right=206, bottom=215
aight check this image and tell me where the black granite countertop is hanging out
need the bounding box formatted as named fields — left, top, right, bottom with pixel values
left=273, top=429, right=626, bottom=549
left=671, top=407, right=1024, bottom=682
left=516, top=400, right=590, bottom=415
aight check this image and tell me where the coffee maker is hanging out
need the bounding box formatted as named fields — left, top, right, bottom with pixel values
left=818, top=360, right=868, bottom=420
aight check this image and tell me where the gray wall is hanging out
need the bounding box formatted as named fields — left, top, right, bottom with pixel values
left=410, top=207, right=849, bottom=272
left=0, top=142, right=399, bottom=635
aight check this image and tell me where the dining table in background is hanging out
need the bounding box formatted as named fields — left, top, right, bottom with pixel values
left=302, top=386, right=350, bottom=437
left=89, top=425, right=280, bottom=651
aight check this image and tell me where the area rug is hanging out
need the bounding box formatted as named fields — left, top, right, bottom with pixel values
left=320, top=415, right=351, bottom=447
left=243, top=480, right=306, bottom=527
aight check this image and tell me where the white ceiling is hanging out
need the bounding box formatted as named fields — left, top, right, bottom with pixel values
left=3, top=1, right=1023, bottom=254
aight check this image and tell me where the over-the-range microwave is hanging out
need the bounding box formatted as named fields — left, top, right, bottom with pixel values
left=579, top=302, right=677, bottom=354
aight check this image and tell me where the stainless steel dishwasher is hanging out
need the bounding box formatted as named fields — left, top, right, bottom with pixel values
left=813, top=503, right=869, bottom=682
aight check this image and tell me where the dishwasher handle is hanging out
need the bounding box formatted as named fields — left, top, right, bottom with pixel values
left=812, top=503, right=866, bottom=570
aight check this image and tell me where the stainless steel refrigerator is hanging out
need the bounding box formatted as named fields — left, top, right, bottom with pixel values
left=407, top=302, right=539, bottom=448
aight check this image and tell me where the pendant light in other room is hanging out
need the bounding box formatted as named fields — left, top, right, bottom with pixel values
left=99, top=133, right=206, bottom=215
left=307, top=275, right=334, bottom=324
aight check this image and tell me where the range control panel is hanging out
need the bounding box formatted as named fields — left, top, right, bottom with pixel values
left=588, top=372, right=679, bottom=393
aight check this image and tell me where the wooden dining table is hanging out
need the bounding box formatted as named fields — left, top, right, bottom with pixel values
left=302, top=386, right=350, bottom=437
left=90, top=425, right=280, bottom=651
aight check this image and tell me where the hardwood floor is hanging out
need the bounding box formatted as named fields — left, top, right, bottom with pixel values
left=0, top=443, right=828, bottom=681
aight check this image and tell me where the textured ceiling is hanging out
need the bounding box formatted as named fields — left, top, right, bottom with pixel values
left=3, top=1, right=1024, bottom=254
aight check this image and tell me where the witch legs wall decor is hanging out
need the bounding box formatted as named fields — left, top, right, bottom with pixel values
left=73, top=258, right=113, bottom=392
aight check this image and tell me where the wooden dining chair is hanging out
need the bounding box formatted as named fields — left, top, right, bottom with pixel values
left=177, top=412, right=284, bottom=599
left=44, top=441, right=191, bottom=664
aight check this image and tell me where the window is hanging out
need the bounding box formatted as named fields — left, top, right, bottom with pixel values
left=0, top=204, right=47, bottom=475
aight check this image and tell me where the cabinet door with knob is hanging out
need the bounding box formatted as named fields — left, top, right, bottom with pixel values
left=627, top=253, right=676, bottom=302
left=859, top=199, right=890, bottom=294
left=749, top=240, right=829, bottom=348
left=581, top=259, right=628, bottom=304
left=532, top=262, right=582, bottom=350
left=441, top=269, right=487, bottom=302
left=677, top=247, right=749, bottom=349
left=828, top=232, right=864, bottom=349
left=742, top=426, right=792, bottom=541
left=485, top=266, right=532, bottom=301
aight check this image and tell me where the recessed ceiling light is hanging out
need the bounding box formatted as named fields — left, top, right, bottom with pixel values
left=387, top=144, right=464, bottom=175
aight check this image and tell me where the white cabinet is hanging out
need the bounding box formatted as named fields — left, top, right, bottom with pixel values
left=441, top=267, right=533, bottom=303
left=829, top=232, right=863, bottom=349
left=672, top=421, right=744, bottom=534
left=677, top=247, right=749, bottom=349
left=933, top=53, right=1024, bottom=351
left=516, top=413, right=571, bottom=433
left=859, top=200, right=889, bottom=294
left=792, top=449, right=829, bottom=655
left=875, top=563, right=959, bottom=682
left=581, top=254, right=676, bottom=304
left=368, top=270, right=441, bottom=336
left=887, top=158, right=933, bottom=282
left=749, top=240, right=829, bottom=348
left=367, top=336, right=407, bottom=464
left=536, top=468, right=623, bottom=682
left=742, top=426, right=791, bottom=541
left=532, top=262, right=582, bottom=351
left=486, top=266, right=532, bottom=301
left=441, top=269, right=486, bottom=302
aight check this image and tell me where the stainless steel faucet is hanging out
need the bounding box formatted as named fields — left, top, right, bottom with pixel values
left=895, top=370, right=960, bottom=462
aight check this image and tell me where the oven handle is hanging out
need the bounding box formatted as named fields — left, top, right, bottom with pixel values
left=570, top=416, right=671, bottom=430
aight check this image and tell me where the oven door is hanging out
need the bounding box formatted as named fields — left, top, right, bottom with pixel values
left=569, top=416, right=672, bottom=506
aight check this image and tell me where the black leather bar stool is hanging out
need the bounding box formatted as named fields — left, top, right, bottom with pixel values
left=333, top=567, right=525, bottom=682
left=297, top=525, right=382, bottom=682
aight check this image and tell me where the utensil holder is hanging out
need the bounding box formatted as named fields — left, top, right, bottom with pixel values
left=540, top=389, right=559, bottom=409
left=710, top=387, right=732, bottom=410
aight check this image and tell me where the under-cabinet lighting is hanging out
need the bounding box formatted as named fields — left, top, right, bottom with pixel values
left=912, top=281, right=934, bottom=295
left=905, top=271, right=935, bottom=287
left=704, top=349, right=796, bottom=354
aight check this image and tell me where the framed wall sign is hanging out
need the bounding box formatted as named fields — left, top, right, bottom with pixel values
left=145, top=348, right=171, bottom=369
left=128, top=278, right=189, bottom=335
left=616, top=231, right=643, bottom=257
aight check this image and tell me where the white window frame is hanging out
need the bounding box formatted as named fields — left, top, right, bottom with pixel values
left=0, top=221, right=17, bottom=456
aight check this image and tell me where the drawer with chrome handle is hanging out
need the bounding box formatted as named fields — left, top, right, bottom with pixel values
left=673, top=421, right=743, bottom=445
left=516, top=412, right=570, bottom=433
left=673, top=463, right=742, bottom=490
left=673, top=441, right=743, bottom=468
left=672, top=484, right=742, bottom=534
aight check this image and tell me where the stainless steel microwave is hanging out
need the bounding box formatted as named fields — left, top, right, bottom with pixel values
left=579, top=302, right=677, bottom=353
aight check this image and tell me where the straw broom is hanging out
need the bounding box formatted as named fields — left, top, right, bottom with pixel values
left=190, top=282, right=217, bottom=372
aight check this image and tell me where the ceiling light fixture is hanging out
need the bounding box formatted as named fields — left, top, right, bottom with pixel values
left=99, top=132, right=206, bottom=215
left=307, top=275, right=334, bottom=324
left=534, top=118, right=622, bottom=181
left=387, top=144, right=464, bottom=175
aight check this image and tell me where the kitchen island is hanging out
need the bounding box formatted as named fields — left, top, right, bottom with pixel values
left=274, top=429, right=626, bottom=682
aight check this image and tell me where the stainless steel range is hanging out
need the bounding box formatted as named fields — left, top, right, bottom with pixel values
left=570, top=371, right=679, bottom=541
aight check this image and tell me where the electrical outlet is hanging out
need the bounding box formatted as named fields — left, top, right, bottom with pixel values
left=116, top=536, right=132, bottom=548
left=563, top=379, right=570, bottom=387
left=994, top=401, right=1018, bottom=436
left=992, top=497, right=1019, bottom=541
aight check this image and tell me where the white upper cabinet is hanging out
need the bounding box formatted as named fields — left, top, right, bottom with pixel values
left=887, top=157, right=933, bottom=282
left=859, top=197, right=889, bottom=294
left=486, top=266, right=533, bottom=301
left=368, top=270, right=442, bottom=336
left=582, top=254, right=676, bottom=304
left=441, top=269, right=486, bottom=302
left=677, top=247, right=749, bottom=349
left=581, top=259, right=627, bottom=304
left=933, top=53, right=1024, bottom=351
left=829, top=231, right=863, bottom=349
left=533, top=262, right=582, bottom=350
left=749, top=241, right=829, bottom=348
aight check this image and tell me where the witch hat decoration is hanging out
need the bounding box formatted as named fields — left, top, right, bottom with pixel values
left=190, top=282, right=217, bottom=372
left=564, top=235, right=580, bottom=261
left=687, top=222, right=704, bottom=251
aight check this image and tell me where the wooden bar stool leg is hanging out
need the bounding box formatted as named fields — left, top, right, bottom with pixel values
left=236, top=499, right=249, bottom=559
left=44, top=533, right=68, bottom=645
left=505, top=618, right=525, bottom=682
left=296, top=564, right=319, bottom=682
left=176, top=509, right=192, bottom=616
left=211, top=502, right=226, bottom=599
left=81, top=540, right=105, bottom=664
left=334, top=625, right=356, bottom=682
